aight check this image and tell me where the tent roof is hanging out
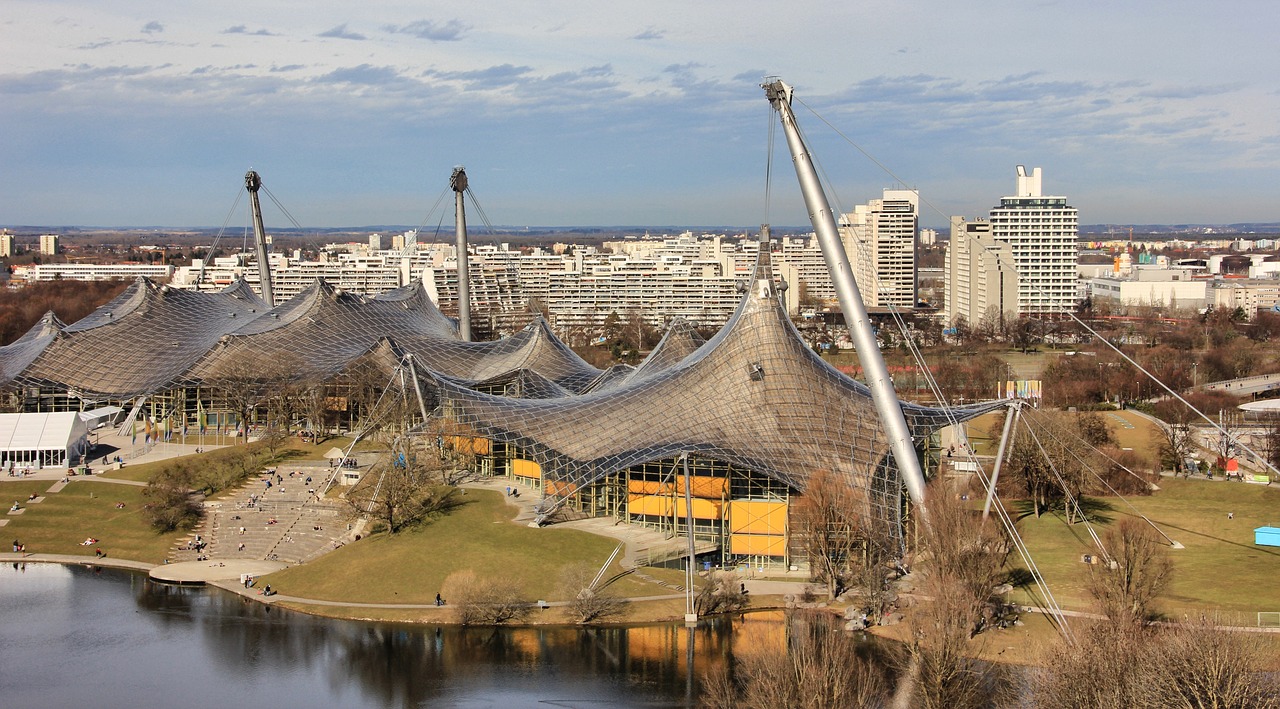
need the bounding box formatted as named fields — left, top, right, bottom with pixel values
left=0, top=412, right=87, bottom=452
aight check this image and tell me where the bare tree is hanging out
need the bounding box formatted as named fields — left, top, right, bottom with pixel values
left=422, top=418, right=480, bottom=485
left=142, top=461, right=200, bottom=532
left=1033, top=615, right=1280, bottom=709
left=1087, top=519, right=1173, bottom=626
left=694, top=571, right=750, bottom=616
left=440, top=569, right=531, bottom=625
left=344, top=437, right=462, bottom=533
left=1144, top=614, right=1280, bottom=708
left=700, top=611, right=891, bottom=709
left=558, top=562, right=629, bottom=624
left=1155, top=408, right=1197, bottom=476
left=792, top=469, right=868, bottom=600
left=1000, top=411, right=1095, bottom=521
left=1030, top=620, right=1150, bottom=709
left=902, top=486, right=1014, bottom=709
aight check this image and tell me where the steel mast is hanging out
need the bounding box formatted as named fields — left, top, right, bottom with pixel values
left=245, top=170, right=275, bottom=305
left=450, top=166, right=472, bottom=341
left=763, top=79, right=928, bottom=512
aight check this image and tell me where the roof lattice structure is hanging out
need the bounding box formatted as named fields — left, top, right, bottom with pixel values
left=0, top=311, right=64, bottom=388
left=189, top=279, right=458, bottom=386
left=429, top=250, right=1004, bottom=521
left=15, top=278, right=268, bottom=399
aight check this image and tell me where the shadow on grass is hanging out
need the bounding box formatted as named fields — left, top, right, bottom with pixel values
left=1145, top=519, right=1280, bottom=558
left=1009, top=496, right=1116, bottom=525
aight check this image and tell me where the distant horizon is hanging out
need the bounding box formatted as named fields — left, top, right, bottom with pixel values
left=3, top=222, right=1280, bottom=237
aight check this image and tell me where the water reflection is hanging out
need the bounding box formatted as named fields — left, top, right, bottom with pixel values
left=0, top=564, right=802, bottom=708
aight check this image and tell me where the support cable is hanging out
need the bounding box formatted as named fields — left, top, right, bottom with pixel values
left=786, top=93, right=1075, bottom=640
left=1061, top=309, right=1280, bottom=478
left=1018, top=408, right=1180, bottom=548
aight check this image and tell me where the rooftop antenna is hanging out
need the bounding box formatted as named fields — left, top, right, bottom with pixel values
left=245, top=170, right=275, bottom=305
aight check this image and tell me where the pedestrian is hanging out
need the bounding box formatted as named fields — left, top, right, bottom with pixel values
left=12, top=539, right=19, bottom=552
left=95, top=547, right=103, bottom=558
left=238, top=542, right=245, bottom=552
left=436, top=592, right=444, bottom=606
left=1228, top=512, right=1234, bottom=520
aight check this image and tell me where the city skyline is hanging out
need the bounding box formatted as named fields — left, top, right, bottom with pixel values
left=3, top=2, right=1278, bottom=228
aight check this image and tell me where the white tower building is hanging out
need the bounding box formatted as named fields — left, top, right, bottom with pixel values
left=838, top=188, right=919, bottom=309
left=988, top=166, right=1078, bottom=315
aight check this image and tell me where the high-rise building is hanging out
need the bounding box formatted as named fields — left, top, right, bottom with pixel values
left=39, top=234, right=59, bottom=256
left=838, top=188, right=919, bottom=310
left=944, top=217, right=1018, bottom=326
left=988, top=166, right=1078, bottom=314
left=0, top=233, right=13, bottom=258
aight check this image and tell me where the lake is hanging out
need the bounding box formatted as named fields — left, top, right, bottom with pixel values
left=0, top=562, right=801, bottom=708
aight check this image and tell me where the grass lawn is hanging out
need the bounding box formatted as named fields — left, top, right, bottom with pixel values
left=1008, top=476, right=1280, bottom=617
left=0, top=479, right=185, bottom=563
left=100, top=456, right=196, bottom=483
left=264, top=488, right=689, bottom=606
left=101, top=437, right=344, bottom=484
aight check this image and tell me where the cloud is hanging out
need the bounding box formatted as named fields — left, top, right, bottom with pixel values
left=222, top=25, right=277, bottom=36
left=632, top=28, right=664, bottom=40
left=384, top=19, right=468, bottom=41
left=317, top=24, right=366, bottom=41
left=315, top=64, right=407, bottom=87
left=425, top=63, right=533, bottom=90
left=270, top=64, right=305, bottom=73
left=0, top=64, right=167, bottom=95
left=141, top=21, right=163, bottom=34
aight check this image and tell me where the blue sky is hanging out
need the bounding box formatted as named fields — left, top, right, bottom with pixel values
left=2, top=1, right=1277, bottom=228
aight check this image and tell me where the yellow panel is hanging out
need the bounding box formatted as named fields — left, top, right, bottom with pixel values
left=728, top=500, right=788, bottom=535
left=627, top=479, right=672, bottom=495
left=512, top=459, right=541, bottom=479
left=545, top=479, right=576, bottom=496
left=445, top=435, right=491, bottom=456
left=628, top=494, right=672, bottom=517
left=688, top=498, right=721, bottom=519
left=729, top=533, right=787, bottom=556
left=675, top=475, right=729, bottom=499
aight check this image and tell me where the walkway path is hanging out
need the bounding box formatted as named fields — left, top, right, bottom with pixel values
left=0, top=551, right=153, bottom=574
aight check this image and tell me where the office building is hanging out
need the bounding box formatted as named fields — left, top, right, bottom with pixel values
left=944, top=217, right=1019, bottom=326
left=838, top=189, right=919, bottom=310
left=988, top=166, right=1078, bottom=314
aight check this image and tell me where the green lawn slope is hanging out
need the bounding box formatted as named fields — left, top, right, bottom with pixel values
left=265, top=488, right=686, bottom=605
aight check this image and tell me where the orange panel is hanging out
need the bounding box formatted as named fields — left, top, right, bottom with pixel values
left=545, top=479, right=576, bottom=496
left=627, top=479, right=672, bottom=495
left=728, top=500, right=788, bottom=535
left=512, top=459, right=541, bottom=479
left=629, top=494, right=672, bottom=517
left=688, top=497, right=722, bottom=519
left=446, top=435, right=491, bottom=456
left=729, top=533, right=787, bottom=556
left=675, top=475, right=729, bottom=499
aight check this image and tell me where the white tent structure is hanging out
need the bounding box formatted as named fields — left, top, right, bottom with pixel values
left=0, top=412, right=90, bottom=471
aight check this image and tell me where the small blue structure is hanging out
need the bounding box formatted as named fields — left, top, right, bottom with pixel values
left=1255, top=527, right=1280, bottom=547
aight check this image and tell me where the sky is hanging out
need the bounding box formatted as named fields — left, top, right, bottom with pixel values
left=2, top=1, right=1278, bottom=229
